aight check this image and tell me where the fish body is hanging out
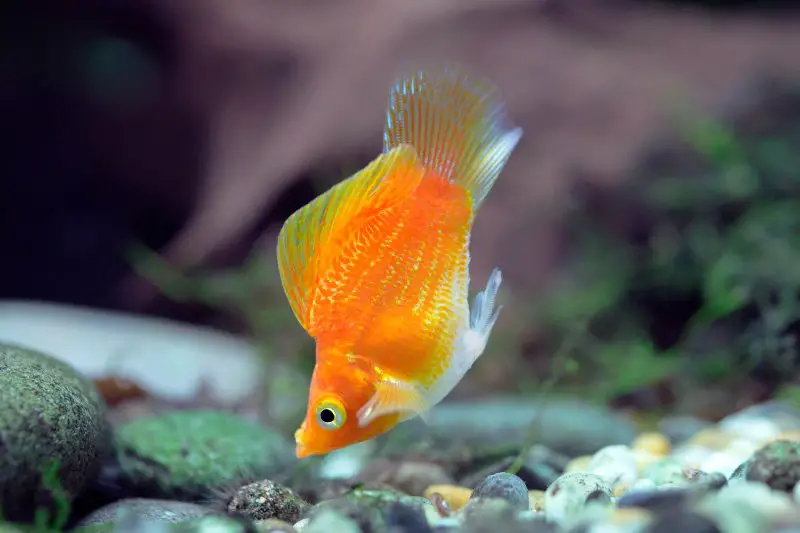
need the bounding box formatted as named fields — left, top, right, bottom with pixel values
left=276, top=66, right=522, bottom=458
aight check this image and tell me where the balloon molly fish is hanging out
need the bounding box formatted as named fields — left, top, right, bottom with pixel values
left=276, top=65, right=523, bottom=458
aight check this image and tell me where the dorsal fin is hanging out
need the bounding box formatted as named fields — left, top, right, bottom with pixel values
left=276, top=145, right=424, bottom=331
left=384, top=65, right=523, bottom=210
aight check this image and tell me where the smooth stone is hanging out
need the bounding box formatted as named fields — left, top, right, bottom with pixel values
left=423, top=397, right=638, bottom=457
left=586, top=445, right=638, bottom=489
left=253, top=519, right=297, bottom=533
left=0, top=300, right=266, bottom=405
left=115, top=410, right=294, bottom=500
left=617, top=486, right=697, bottom=513
left=696, top=482, right=795, bottom=533
left=0, top=343, right=113, bottom=522
left=544, top=472, right=613, bottom=525
left=77, top=498, right=219, bottom=526
left=657, top=416, right=713, bottom=446
left=642, top=510, right=721, bottom=533
left=469, top=473, right=529, bottom=512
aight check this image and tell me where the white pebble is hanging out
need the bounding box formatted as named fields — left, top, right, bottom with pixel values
left=720, top=417, right=783, bottom=444
left=794, top=480, right=800, bottom=504
left=697, top=482, right=794, bottom=533
left=629, top=478, right=657, bottom=491
left=699, top=451, right=748, bottom=479
left=587, top=445, right=639, bottom=489
left=300, top=510, right=361, bottom=533
left=545, top=472, right=613, bottom=526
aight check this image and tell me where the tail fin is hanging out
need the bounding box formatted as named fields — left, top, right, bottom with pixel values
left=383, top=65, right=523, bottom=209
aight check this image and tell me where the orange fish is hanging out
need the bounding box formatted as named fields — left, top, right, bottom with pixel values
left=276, top=65, right=523, bottom=458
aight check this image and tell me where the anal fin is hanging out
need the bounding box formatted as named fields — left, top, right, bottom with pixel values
left=357, top=377, right=429, bottom=427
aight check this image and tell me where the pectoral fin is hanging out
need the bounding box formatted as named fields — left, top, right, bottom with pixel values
left=357, top=378, right=429, bottom=427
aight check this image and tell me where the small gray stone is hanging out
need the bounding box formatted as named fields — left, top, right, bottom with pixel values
left=227, top=479, right=310, bottom=524
left=300, top=509, right=360, bottom=533
left=0, top=343, right=112, bottom=522
left=643, top=511, right=721, bottom=533
left=77, top=498, right=219, bottom=526
left=544, top=472, right=612, bottom=525
left=254, top=519, right=297, bottom=533
left=470, top=473, right=528, bottom=512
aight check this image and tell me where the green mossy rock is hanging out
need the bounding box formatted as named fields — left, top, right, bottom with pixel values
left=115, top=411, right=294, bottom=500
left=0, top=343, right=112, bottom=522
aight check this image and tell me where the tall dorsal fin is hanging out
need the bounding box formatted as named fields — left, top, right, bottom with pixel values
left=276, top=146, right=424, bottom=331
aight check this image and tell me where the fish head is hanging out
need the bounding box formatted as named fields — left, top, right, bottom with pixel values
left=294, top=358, right=402, bottom=458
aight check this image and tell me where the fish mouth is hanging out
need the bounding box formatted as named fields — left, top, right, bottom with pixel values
left=295, top=442, right=316, bottom=459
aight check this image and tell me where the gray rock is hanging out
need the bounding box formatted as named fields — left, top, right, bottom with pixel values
left=743, top=439, right=800, bottom=492
left=115, top=410, right=294, bottom=500
left=254, top=519, right=296, bottom=533
left=543, top=472, right=612, bottom=526
left=0, top=343, right=112, bottom=522
left=423, top=397, right=637, bottom=457
left=77, top=498, right=218, bottom=526
left=469, top=473, right=528, bottom=512
left=298, top=509, right=360, bottom=533
left=643, top=511, right=721, bottom=533
left=227, top=479, right=310, bottom=524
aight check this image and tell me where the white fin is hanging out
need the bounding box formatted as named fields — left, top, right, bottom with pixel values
left=465, top=267, right=503, bottom=361
left=357, top=378, right=429, bottom=428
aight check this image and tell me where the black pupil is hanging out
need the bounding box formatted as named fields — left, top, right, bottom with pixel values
left=320, top=408, right=335, bottom=423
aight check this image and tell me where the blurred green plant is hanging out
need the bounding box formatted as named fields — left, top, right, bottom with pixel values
left=528, top=78, right=800, bottom=408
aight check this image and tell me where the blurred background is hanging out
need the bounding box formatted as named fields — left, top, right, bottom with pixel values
left=3, top=0, right=800, bottom=431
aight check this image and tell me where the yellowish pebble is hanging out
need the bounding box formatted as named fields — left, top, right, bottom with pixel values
left=686, top=429, right=736, bottom=450
left=632, top=432, right=671, bottom=456
left=528, top=490, right=545, bottom=512
left=565, top=455, right=592, bottom=473
left=634, top=449, right=660, bottom=473
left=609, top=507, right=652, bottom=525
left=613, top=484, right=630, bottom=498
left=423, top=484, right=472, bottom=511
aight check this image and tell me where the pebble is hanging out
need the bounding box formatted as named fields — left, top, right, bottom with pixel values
left=0, top=343, right=113, bottom=523
left=297, top=509, right=360, bottom=533
left=696, top=481, right=795, bottom=533
left=642, top=510, right=721, bottom=533
left=469, top=473, right=529, bottom=512
left=227, top=479, right=310, bottom=523
left=632, top=433, right=672, bottom=457
left=423, top=485, right=472, bottom=511
left=529, top=490, right=546, bottom=512
left=544, top=472, right=613, bottom=525
left=586, top=445, right=639, bottom=490
left=743, top=439, right=800, bottom=492
left=254, top=519, right=297, bottom=533
left=77, top=498, right=219, bottom=526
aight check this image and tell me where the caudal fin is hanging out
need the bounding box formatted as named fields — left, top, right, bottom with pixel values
left=383, top=65, right=523, bottom=209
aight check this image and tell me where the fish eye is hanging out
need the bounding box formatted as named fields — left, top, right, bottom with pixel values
left=315, top=398, right=346, bottom=430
